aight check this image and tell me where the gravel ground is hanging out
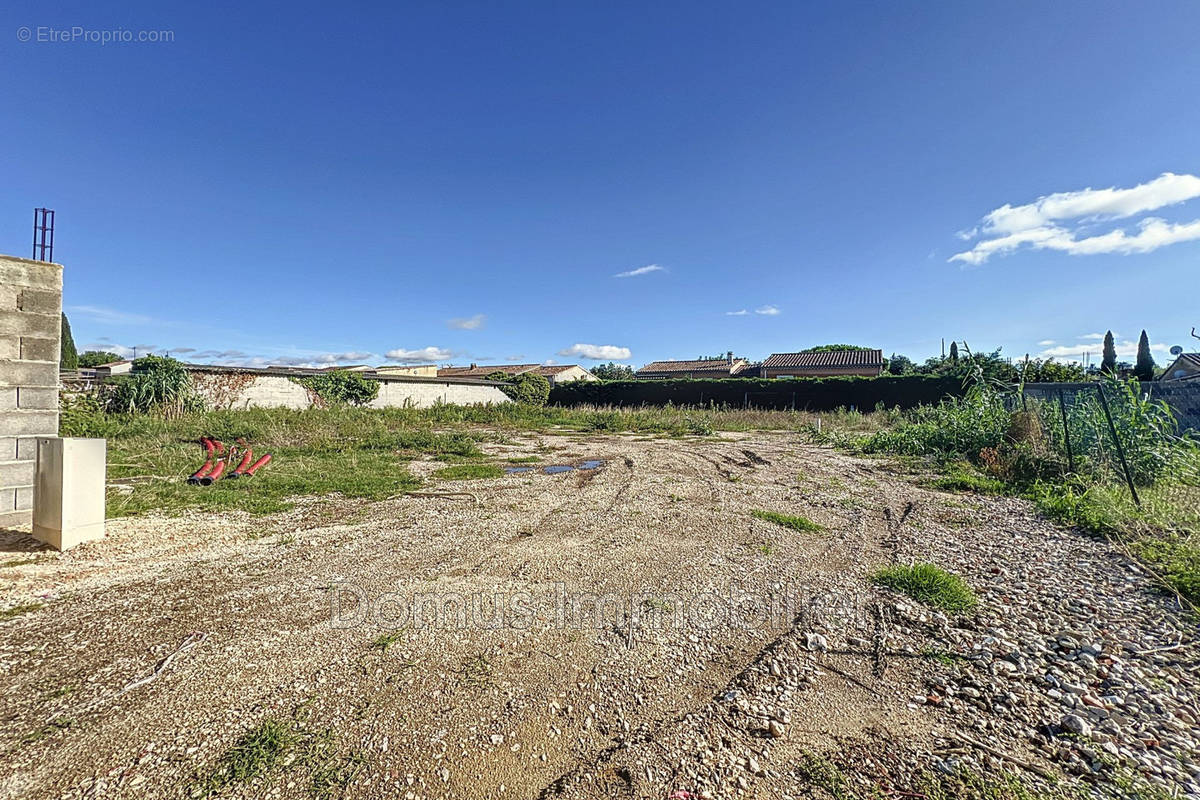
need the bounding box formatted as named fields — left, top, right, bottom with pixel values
left=0, top=430, right=1196, bottom=800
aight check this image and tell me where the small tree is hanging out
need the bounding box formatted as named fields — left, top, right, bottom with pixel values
left=60, top=313, right=78, bottom=370
left=1133, top=329, right=1156, bottom=381
left=948, top=341, right=959, bottom=363
left=887, top=354, right=915, bottom=375
left=591, top=362, right=635, bottom=381
left=1101, top=331, right=1117, bottom=374
left=79, top=350, right=123, bottom=368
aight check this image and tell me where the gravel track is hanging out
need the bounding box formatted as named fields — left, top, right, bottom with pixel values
left=0, top=431, right=1195, bottom=800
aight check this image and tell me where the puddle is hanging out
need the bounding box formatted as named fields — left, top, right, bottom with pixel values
left=507, top=459, right=607, bottom=475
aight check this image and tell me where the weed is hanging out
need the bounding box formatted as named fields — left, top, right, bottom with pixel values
left=919, top=646, right=965, bottom=667
left=505, top=456, right=541, bottom=464
left=931, top=462, right=1004, bottom=495
left=0, top=557, right=43, bottom=568
left=371, top=629, right=406, bottom=653
left=1, top=602, right=44, bottom=620
left=458, top=653, right=493, bottom=687
left=872, top=563, right=977, bottom=613
left=751, top=509, right=823, bottom=533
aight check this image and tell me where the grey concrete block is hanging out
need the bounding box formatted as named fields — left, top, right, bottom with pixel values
left=0, top=410, right=59, bottom=436
left=15, top=486, right=32, bottom=511
left=17, top=289, right=61, bottom=315
left=0, top=438, right=15, bottom=461
left=0, top=508, right=32, bottom=529
left=0, top=256, right=62, bottom=290
left=0, top=488, right=13, bottom=512
left=0, top=459, right=34, bottom=488
left=0, top=360, right=58, bottom=388
left=20, top=337, right=59, bottom=362
left=0, top=310, right=59, bottom=338
left=0, top=388, right=15, bottom=410
left=16, top=437, right=37, bottom=460
left=0, top=285, right=17, bottom=310
left=18, top=387, right=59, bottom=410
left=0, top=338, right=17, bottom=360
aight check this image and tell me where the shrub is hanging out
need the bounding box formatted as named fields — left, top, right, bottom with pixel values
left=299, top=370, right=379, bottom=407
left=504, top=373, right=551, bottom=406
left=103, top=355, right=201, bottom=416
left=872, top=563, right=977, bottom=613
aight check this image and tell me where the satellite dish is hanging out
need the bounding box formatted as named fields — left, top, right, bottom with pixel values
left=1170, top=345, right=1184, bottom=356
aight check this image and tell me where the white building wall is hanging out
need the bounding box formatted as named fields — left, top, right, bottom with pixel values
left=369, top=379, right=511, bottom=409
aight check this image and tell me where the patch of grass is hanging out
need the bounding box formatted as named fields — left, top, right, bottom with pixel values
left=872, top=562, right=978, bottom=613
left=0, top=557, right=43, bottom=568
left=198, top=718, right=298, bottom=796
left=930, top=462, right=1004, bottom=495
left=505, top=456, right=541, bottom=464
left=194, top=715, right=365, bottom=799
left=371, top=629, right=406, bottom=653
left=432, top=463, right=504, bottom=480
left=751, top=509, right=823, bottom=533
left=919, top=646, right=966, bottom=667
left=1, top=602, right=44, bottom=620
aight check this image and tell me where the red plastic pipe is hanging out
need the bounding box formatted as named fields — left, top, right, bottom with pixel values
left=242, top=453, right=272, bottom=477
left=226, top=448, right=254, bottom=479
left=200, top=458, right=227, bottom=485
left=187, top=437, right=215, bottom=484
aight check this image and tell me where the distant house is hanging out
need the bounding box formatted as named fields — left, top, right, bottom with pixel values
left=93, top=360, right=134, bottom=378
left=760, top=349, right=885, bottom=379
left=1160, top=353, right=1200, bottom=382
left=635, top=352, right=750, bottom=380
left=436, top=363, right=598, bottom=385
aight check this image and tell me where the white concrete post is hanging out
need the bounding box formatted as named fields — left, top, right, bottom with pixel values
left=32, top=437, right=106, bottom=550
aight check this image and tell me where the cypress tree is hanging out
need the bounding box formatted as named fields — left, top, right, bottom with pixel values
left=60, top=312, right=78, bottom=370
left=948, top=341, right=959, bottom=363
left=1101, top=330, right=1116, bottom=374
left=1134, top=329, right=1156, bottom=381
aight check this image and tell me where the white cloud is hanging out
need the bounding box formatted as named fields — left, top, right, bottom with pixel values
left=447, top=314, right=486, bottom=330
left=613, top=264, right=665, bottom=278
left=557, top=343, right=632, bottom=360
left=951, top=172, right=1200, bottom=265
left=1079, top=333, right=1105, bottom=341
left=384, top=346, right=455, bottom=363
left=755, top=305, right=781, bottom=316
left=1037, top=339, right=1056, bottom=346
left=725, top=309, right=749, bottom=316
left=1038, top=340, right=1168, bottom=361
left=67, top=305, right=153, bottom=325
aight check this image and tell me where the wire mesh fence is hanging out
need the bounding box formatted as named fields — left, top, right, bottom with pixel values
left=1018, top=380, right=1200, bottom=516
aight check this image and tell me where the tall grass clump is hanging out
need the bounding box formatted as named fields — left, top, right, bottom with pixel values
left=872, top=563, right=977, bottom=613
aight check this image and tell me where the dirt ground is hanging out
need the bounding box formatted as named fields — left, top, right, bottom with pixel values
left=0, top=430, right=1194, bottom=799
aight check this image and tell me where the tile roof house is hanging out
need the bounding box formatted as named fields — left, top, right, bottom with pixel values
left=635, top=352, right=750, bottom=380
left=436, top=363, right=598, bottom=385
left=1161, top=353, right=1200, bottom=382
left=760, top=349, right=885, bottom=378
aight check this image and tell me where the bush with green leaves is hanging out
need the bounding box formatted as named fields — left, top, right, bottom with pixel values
left=298, top=370, right=380, bottom=407
left=495, top=372, right=550, bottom=406
left=102, top=355, right=203, bottom=416
left=78, top=350, right=123, bottom=368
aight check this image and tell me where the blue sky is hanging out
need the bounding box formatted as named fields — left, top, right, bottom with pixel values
left=3, top=1, right=1199, bottom=369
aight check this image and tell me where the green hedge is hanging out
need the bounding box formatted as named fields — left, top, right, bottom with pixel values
left=549, top=375, right=964, bottom=411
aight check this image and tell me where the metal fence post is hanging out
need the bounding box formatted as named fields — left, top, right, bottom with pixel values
left=1056, top=388, right=1074, bottom=473
left=1095, top=383, right=1141, bottom=508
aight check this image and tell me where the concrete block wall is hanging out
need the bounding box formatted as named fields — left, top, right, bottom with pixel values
left=0, top=254, right=62, bottom=528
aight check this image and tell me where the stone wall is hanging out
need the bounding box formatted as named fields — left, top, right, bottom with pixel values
left=190, top=369, right=511, bottom=410
left=369, top=377, right=511, bottom=409
left=0, top=254, right=62, bottom=528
